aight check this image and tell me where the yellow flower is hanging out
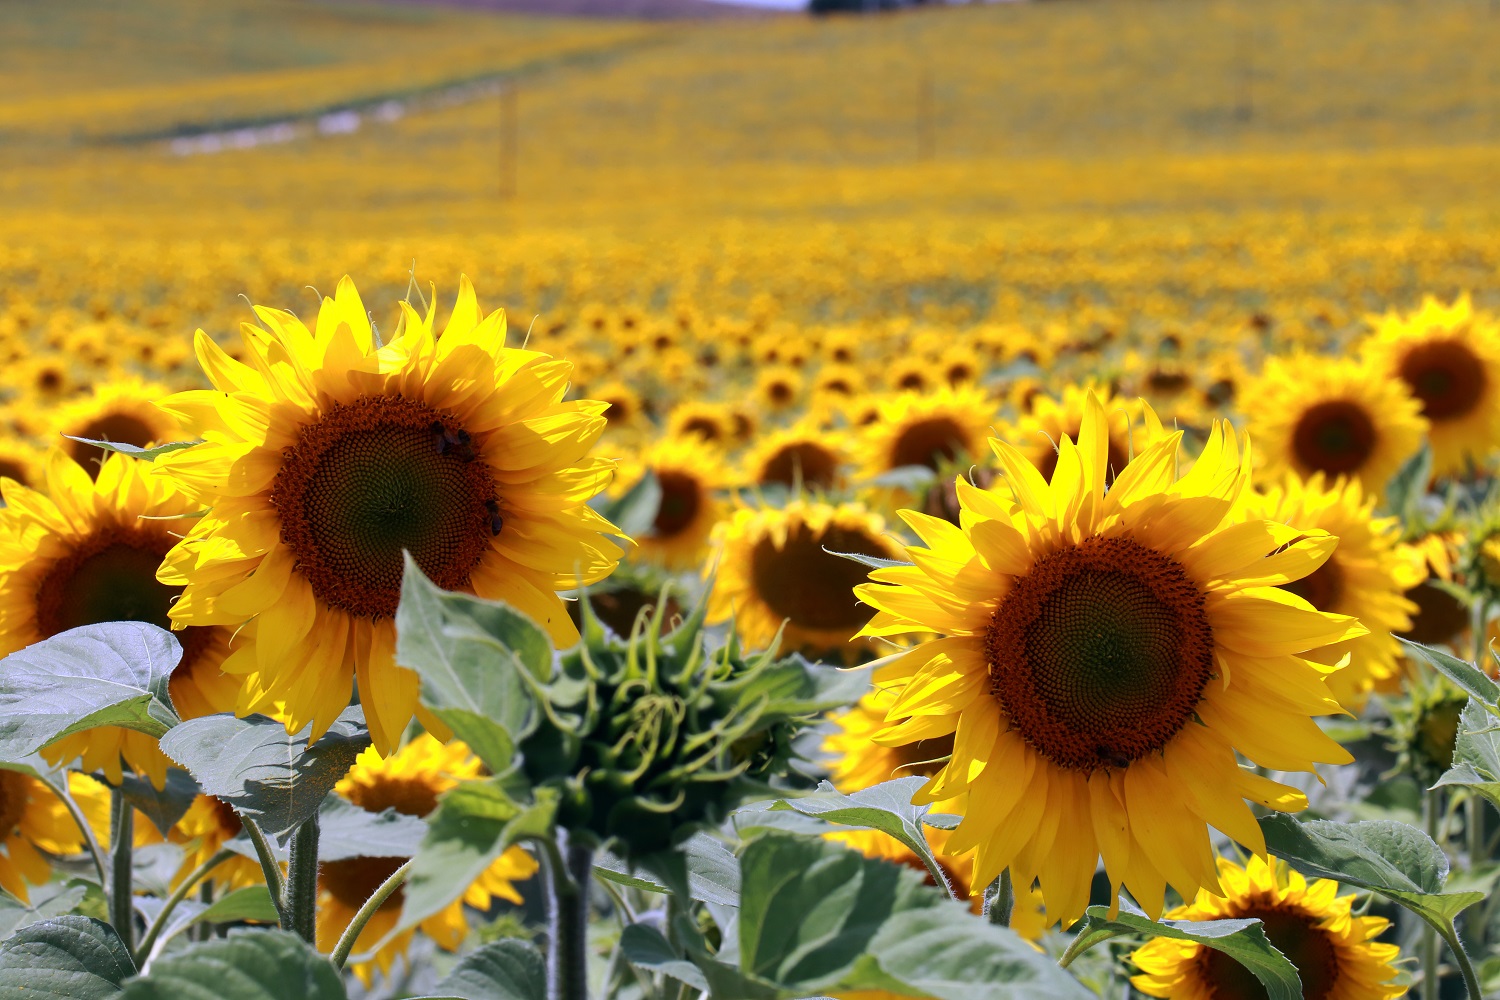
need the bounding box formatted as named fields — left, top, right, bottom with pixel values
left=1005, top=384, right=1145, bottom=487
left=1363, top=294, right=1500, bottom=478
left=1131, top=856, right=1406, bottom=1000
left=1242, top=354, right=1426, bottom=490
left=318, top=736, right=538, bottom=985
left=0, top=440, right=46, bottom=491
left=708, top=501, right=903, bottom=660
left=855, top=392, right=1361, bottom=925
left=50, top=375, right=186, bottom=479
left=738, top=415, right=849, bottom=493
left=171, top=794, right=264, bottom=891
left=0, top=451, right=235, bottom=788
left=154, top=277, right=622, bottom=755
left=0, top=769, right=88, bottom=902
left=856, top=386, right=996, bottom=480
left=1238, top=474, right=1418, bottom=711
left=616, top=434, right=727, bottom=572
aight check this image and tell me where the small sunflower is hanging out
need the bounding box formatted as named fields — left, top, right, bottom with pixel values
left=1363, top=294, right=1500, bottom=477
left=666, top=401, right=737, bottom=446
left=0, top=769, right=89, bottom=901
left=319, top=736, right=537, bottom=985
left=811, top=363, right=867, bottom=401
left=616, top=434, right=727, bottom=572
left=888, top=356, right=937, bottom=394
left=1006, top=384, right=1143, bottom=486
left=0, top=451, right=236, bottom=788
left=856, top=387, right=996, bottom=481
left=739, top=416, right=849, bottom=492
left=155, top=277, right=622, bottom=755
left=50, top=376, right=186, bottom=479
left=855, top=392, right=1361, bottom=925
left=0, top=440, right=46, bottom=491
left=1242, top=354, right=1426, bottom=490
left=1131, top=855, right=1405, bottom=1000
left=589, top=381, right=648, bottom=437
left=1238, top=474, right=1418, bottom=711
left=755, top=364, right=804, bottom=414
left=707, top=500, right=902, bottom=660
left=171, top=794, right=264, bottom=891
left=1393, top=531, right=1468, bottom=648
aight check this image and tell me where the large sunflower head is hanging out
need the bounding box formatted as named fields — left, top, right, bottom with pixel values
left=1242, top=354, right=1427, bottom=490
left=320, top=735, right=537, bottom=985
left=856, top=386, right=996, bottom=481
left=1236, top=474, right=1418, bottom=711
left=615, top=434, right=727, bottom=572
left=0, top=769, right=88, bottom=902
left=154, top=277, right=623, bottom=755
left=855, top=392, right=1362, bottom=925
left=1131, top=855, right=1405, bottom=1000
left=0, top=450, right=235, bottom=788
left=707, top=501, right=903, bottom=661
left=49, top=375, right=185, bottom=479
left=1364, top=294, right=1500, bottom=478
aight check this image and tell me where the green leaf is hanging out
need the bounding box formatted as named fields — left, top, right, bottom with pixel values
left=396, top=554, right=550, bottom=773
left=736, top=832, right=937, bottom=991
left=397, top=782, right=558, bottom=936
left=1260, top=815, right=1485, bottom=970
left=103, top=768, right=200, bottom=838
left=157, top=707, right=369, bottom=838
left=414, top=939, right=547, bottom=1000
left=133, top=887, right=279, bottom=962
left=0, top=623, right=182, bottom=763
left=869, top=466, right=936, bottom=490
left=1432, top=699, right=1500, bottom=811
left=620, top=923, right=710, bottom=993
left=0, top=916, right=134, bottom=999
left=745, top=778, right=951, bottom=894
left=595, top=468, right=660, bottom=539
left=61, top=437, right=203, bottom=461
left=1060, top=904, right=1300, bottom=1000
left=1397, top=639, right=1500, bottom=714
left=821, top=548, right=912, bottom=571
left=0, top=882, right=91, bottom=941
left=316, top=795, right=428, bottom=862
left=120, top=929, right=344, bottom=999
left=1383, top=442, right=1432, bottom=520
left=596, top=833, right=742, bottom=906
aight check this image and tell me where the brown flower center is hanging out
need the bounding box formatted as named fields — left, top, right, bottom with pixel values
left=1281, top=557, right=1344, bottom=613
left=758, top=442, right=840, bottom=490
left=1196, top=902, right=1341, bottom=1000
left=322, top=855, right=407, bottom=911
left=343, top=776, right=441, bottom=820
left=891, top=417, right=968, bottom=471
left=209, top=796, right=243, bottom=839
left=0, top=771, right=30, bottom=836
left=1398, top=338, right=1486, bottom=422
left=1397, top=580, right=1470, bottom=645
left=270, top=396, right=498, bottom=620
left=652, top=471, right=703, bottom=538
left=0, top=458, right=33, bottom=488
left=1291, top=400, right=1376, bottom=476
left=751, top=522, right=889, bottom=633
left=890, top=732, right=956, bottom=778
left=985, top=536, right=1214, bottom=772
left=67, top=412, right=159, bottom=479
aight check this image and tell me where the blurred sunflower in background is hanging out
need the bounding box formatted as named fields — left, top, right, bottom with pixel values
left=739, top=415, right=849, bottom=492
left=0, top=451, right=235, bottom=788
left=170, top=794, right=264, bottom=891
left=1238, top=474, right=1419, bottom=710
left=1364, top=294, right=1500, bottom=478
left=707, top=500, right=901, bottom=660
left=856, top=386, right=996, bottom=480
left=50, top=375, right=184, bottom=478
left=154, top=277, right=622, bottom=755
left=1130, top=856, right=1405, bottom=1000
left=618, top=433, right=727, bottom=571
left=856, top=393, right=1361, bottom=925
left=318, top=736, right=538, bottom=985
left=1006, top=384, right=1143, bottom=486
left=0, top=770, right=91, bottom=901
left=1243, top=354, right=1426, bottom=489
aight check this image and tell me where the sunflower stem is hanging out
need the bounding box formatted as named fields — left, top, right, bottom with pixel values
left=541, top=832, right=592, bottom=1000
left=330, top=858, right=413, bottom=969
left=283, top=813, right=320, bottom=945
left=108, top=786, right=135, bottom=952
left=1422, top=787, right=1442, bottom=1000
left=983, top=869, right=1014, bottom=927
left=50, top=774, right=107, bottom=889
left=241, top=817, right=289, bottom=926
left=134, top=847, right=234, bottom=966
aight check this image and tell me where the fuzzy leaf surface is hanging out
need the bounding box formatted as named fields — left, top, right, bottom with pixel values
left=0, top=915, right=134, bottom=999
left=120, top=929, right=344, bottom=999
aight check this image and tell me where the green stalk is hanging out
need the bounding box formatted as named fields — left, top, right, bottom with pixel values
left=540, top=833, right=592, bottom=1000
left=51, top=775, right=107, bottom=888
left=1469, top=598, right=1492, bottom=950
left=133, top=847, right=234, bottom=964
left=282, top=813, right=321, bottom=944
left=109, top=787, right=135, bottom=952
left=330, top=859, right=412, bottom=969
left=983, top=868, right=1014, bottom=927
left=1422, top=788, right=1442, bottom=1000
left=241, top=817, right=289, bottom=927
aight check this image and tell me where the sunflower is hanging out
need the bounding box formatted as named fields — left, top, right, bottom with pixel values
left=856, top=387, right=996, bottom=481
left=854, top=392, right=1362, bottom=925
left=1237, top=474, right=1418, bottom=711
left=888, top=356, right=936, bottom=395
left=1131, top=856, right=1405, bottom=1000
left=50, top=376, right=186, bottom=478
left=319, top=736, right=537, bottom=985
left=0, top=450, right=236, bottom=788
left=0, top=769, right=89, bottom=901
left=170, top=794, right=265, bottom=891
left=588, top=380, right=648, bottom=437
left=1006, top=384, right=1144, bottom=486
left=616, top=434, right=726, bottom=572
left=666, top=401, right=737, bottom=446
left=707, top=500, right=902, bottom=660
left=755, top=365, right=804, bottom=414
left=13, top=353, right=77, bottom=405
left=1393, top=531, right=1467, bottom=648
left=154, top=277, right=622, bottom=755
left=0, top=440, right=46, bottom=491
left=1363, top=294, right=1500, bottom=478
left=1241, top=354, right=1426, bottom=490
left=811, top=363, right=866, bottom=402
left=739, top=416, right=849, bottom=493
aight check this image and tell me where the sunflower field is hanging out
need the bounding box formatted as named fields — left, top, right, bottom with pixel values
left=5, top=0, right=1500, bottom=997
